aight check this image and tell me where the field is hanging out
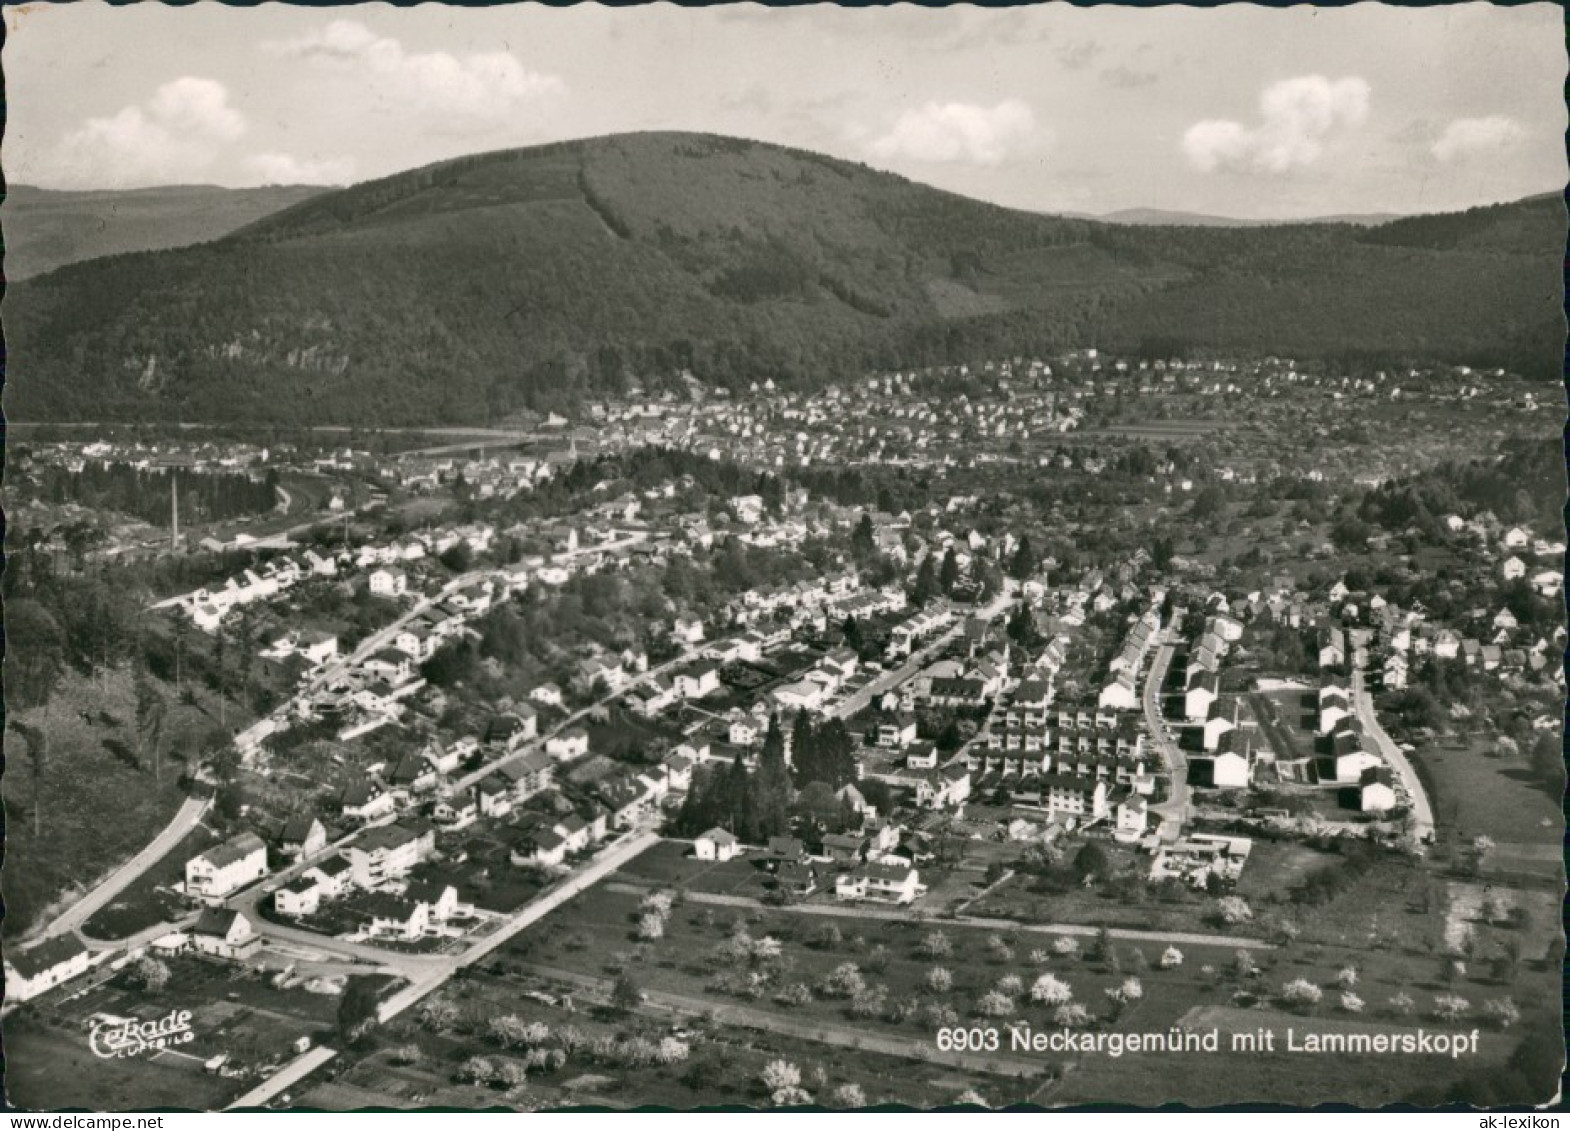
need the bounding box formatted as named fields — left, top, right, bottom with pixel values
left=2, top=667, right=215, bottom=941
left=303, top=971, right=1031, bottom=1110
left=83, top=823, right=221, bottom=941
left=1411, top=736, right=1562, bottom=862
left=6, top=954, right=343, bottom=1111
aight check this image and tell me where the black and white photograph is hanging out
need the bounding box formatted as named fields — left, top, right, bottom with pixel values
left=1, top=0, right=1565, bottom=1114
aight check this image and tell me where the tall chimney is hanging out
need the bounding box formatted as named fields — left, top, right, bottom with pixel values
left=171, top=476, right=180, bottom=552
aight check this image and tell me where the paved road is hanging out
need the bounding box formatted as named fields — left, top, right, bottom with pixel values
left=602, top=879, right=1274, bottom=950
left=446, top=649, right=701, bottom=797
left=517, top=962, right=1047, bottom=1078
left=829, top=584, right=1017, bottom=722
left=229, top=828, right=660, bottom=1110
left=1142, top=636, right=1187, bottom=840
left=376, top=828, right=661, bottom=1022
left=1351, top=669, right=1435, bottom=843
left=39, top=793, right=213, bottom=945
left=229, top=1046, right=338, bottom=1111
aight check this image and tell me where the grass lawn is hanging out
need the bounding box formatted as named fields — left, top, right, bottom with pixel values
left=82, top=823, right=221, bottom=941
left=1411, top=737, right=1562, bottom=855
left=2, top=667, right=215, bottom=941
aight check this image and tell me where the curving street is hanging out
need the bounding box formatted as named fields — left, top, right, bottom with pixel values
left=1142, top=635, right=1188, bottom=840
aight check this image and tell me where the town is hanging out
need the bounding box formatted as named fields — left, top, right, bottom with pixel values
left=4, top=348, right=1562, bottom=1110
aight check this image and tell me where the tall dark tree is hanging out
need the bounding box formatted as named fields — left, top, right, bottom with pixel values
left=753, top=715, right=795, bottom=840
left=5, top=599, right=66, bottom=710
left=851, top=513, right=876, bottom=559
left=12, top=722, right=48, bottom=836
left=1008, top=535, right=1038, bottom=581
left=911, top=555, right=939, bottom=605
left=939, top=546, right=961, bottom=595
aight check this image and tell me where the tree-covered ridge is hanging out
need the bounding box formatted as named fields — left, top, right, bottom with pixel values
left=4, top=133, right=1561, bottom=426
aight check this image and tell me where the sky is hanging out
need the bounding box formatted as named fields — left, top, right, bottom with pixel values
left=4, top=2, right=1564, bottom=219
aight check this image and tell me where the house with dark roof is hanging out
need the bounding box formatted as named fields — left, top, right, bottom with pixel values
left=340, top=779, right=395, bottom=823
left=278, top=815, right=327, bottom=860
left=4, top=934, right=92, bottom=1002
left=192, top=908, right=260, bottom=960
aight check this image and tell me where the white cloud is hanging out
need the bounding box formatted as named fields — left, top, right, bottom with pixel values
left=265, top=20, right=566, bottom=135
left=1431, top=116, right=1526, bottom=163
left=870, top=99, right=1037, bottom=166
left=1184, top=75, right=1369, bottom=174
left=54, top=77, right=247, bottom=187
left=243, top=152, right=355, bottom=186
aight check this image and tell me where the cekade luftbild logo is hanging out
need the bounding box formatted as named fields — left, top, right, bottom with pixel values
left=89, top=1010, right=196, bottom=1059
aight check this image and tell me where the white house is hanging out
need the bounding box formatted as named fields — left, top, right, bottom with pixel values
left=544, top=728, right=590, bottom=761
left=835, top=862, right=922, bottom=904
left=191, top=908, right=261, bottom=960
left=1115, top=795, right=1149, bottom=838
left=694, top=827, right=739, bottom=862
left=185, top=832, right=269, bottom=901
left=1359, top=768, right=1397, bottom=813
left=1206, top=750, right=1251, bottom=789
left=368, top=567, right=409, bottom=597
left=4, top=935, right=92, bottom=1002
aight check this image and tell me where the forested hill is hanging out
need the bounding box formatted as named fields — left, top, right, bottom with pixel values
left=3, top=133, right=1561, bottom=425
left=4, top=183, right=329, bottom=281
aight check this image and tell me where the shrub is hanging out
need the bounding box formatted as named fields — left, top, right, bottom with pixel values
left=1432, top=994, right=1471, bottom=1022
left=975, top=990, right=1016, bottom=1017
left=1052, top=936, right=1080, bottom=958
left=1482, top=997, right=1520, bottom=1029
left=1159, top=946, right=1184, bottom=970
left=774, top=982, right=813, bottom=1008
left=1387, top=991, right=1415, bottom=1016
left=923, top=1002, right=960, bottom=1029
left=996, top=974, right=1024, bottom=997
left=919, top=930, right=952, bottom=958
left=1053, top=1003, right=1091, bottom=1028
left=1339, top=992, right=1365, bottom=1014
left=761, top=1059, right=801, bottom=1092
left=819, top=963, right=867, bottom=1000
left=1280, top=979, right=1323, bottom=1009
left=832, top=1083, right=867, bottom=1108
left=925, top=966, right=953, bottom=994
left=849, top=987, right=888, bottom=1019
left=1030, top=974, right=1074, bottom=1006
left=637, top=913, right=666, bottom=941
left=1336, top=966, right=1359, bottom=990
left=1215, top=896, right=1253, bottom=925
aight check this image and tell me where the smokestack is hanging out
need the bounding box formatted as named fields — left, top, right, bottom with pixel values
left=171, top=476, right=180, bottom=552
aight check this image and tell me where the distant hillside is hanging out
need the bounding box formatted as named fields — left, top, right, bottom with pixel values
left=3, top=134, right=1561, bottom=425
left=1093, top=208, right=1401, bottom=228
left=4, top=183, right=329, bottom=280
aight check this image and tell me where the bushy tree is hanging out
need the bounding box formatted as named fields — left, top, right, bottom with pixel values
left=975, top=990, right=1015, bottom=1017
left=832, top=1083, right=867, bottom=1108
left=1215, top=896, right=1253, bottom=925
left=1030, top=974, right=1073, bottom=1006
left=1280, top=979, right=1323, bottom=1009
left=1053, top=1003, right=1091, bottom=1028
left=1482, top=997, right=1520, bottom=1029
